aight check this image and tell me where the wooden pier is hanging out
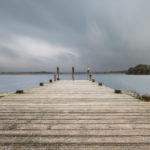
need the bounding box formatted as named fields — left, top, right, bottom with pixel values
left=0, top=80, right=150, bottom=149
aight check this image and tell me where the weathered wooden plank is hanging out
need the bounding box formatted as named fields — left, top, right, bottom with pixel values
left=0, top=136, right=150, bottom=144
left=1, top=119, right=150, bottom=124
left=0, top=80, right=149, bottom=150
left=0, top=123, right=150, bottom=130
left=0, top=145, right=150, bottom=150
left=0, top=129, right=150, bottom=136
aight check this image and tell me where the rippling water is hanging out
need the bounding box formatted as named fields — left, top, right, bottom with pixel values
left=0, top=74, right=150, bottom=95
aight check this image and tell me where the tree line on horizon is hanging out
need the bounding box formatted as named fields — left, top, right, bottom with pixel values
left=127, top=64, right=150, bottom=74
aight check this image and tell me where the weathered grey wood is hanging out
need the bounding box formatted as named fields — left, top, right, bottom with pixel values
left=0, top=80, right=150, bottom=150
left=87, top=67, right=90, bottom=80
left=72, top=67, right=75, bottom=80
left=57, top=67, right=60, bottom=80
left=54, top=74, right=56, bottom=81
left=89, top=74, right=92, bottom=81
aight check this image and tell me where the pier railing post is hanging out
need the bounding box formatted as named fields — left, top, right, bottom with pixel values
left=54, top=74, right=56, bottom=81
left=72, top=66, right=75, bottom=80
left=87, top=67, right=90, bottom=80
left=89, top=74, right=92, bottom=81
left=57, top=67, right=60, bottom=80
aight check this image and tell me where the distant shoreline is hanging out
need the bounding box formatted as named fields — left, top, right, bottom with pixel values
left=0, top=72, right=126, bottom=75
left=0, top=71, right=126, bottom=75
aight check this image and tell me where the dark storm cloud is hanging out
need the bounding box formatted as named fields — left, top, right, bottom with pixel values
left=0, top=0, right=150, bottom=72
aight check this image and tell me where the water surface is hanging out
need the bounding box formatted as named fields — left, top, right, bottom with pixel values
left=0, top=74, right=150, bottom=95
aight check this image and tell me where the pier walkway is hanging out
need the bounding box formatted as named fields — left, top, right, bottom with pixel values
left=0, top=80, right=150, bottom=149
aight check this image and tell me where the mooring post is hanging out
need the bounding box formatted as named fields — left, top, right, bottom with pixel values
left=72, top=66, right=75, bottom=80
left=54, top=74, right=56, bottom=81
left=92, top=79, right=95, bottom=82
left=16, top=90, right=24, bottom=94
left=89, top=74, right=92, bottom=81
left=40, top=82, right=44, bottom=86
left=87, top=67, right=90, bottom=80
left=98, top=82, right=103, bottom=86
left=57, top=67, right=60, bottom=80
left=115, top=89, right=122, bottom=94
left=49, top=80, right=52, bottom=83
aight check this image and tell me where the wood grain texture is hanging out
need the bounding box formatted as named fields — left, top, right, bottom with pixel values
left=0, top=80, right=150, bottom=149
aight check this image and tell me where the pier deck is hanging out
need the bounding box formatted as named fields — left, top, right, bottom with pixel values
left=0, top=80, right=150, bottom=149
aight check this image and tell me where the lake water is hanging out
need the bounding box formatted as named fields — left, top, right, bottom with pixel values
left=0, top=74, right=150, bottom=95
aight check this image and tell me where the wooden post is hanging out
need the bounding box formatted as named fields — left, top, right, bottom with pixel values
left=40, top=83, right=44, bottom=86
left=115, top=89, right=122, bottom=94
left=87, top=67, right=90, bottom=80
left=57, top=67, right=60, bottom=80
left=72, top=67, right=75, bottom=80
left=54, top=74, right=56, bottom=81
left=89, top=74, right=92, bottom=81
left=92, top=79, right=95, bottom=82
left=16, top=90, right=24, bottom=94
left=98, top=82, right=102, bottom=86
left=49, top=80, right=52, bottom=83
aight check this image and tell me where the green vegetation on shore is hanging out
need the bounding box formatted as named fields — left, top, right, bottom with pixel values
left=127, top=64, right=150, bottom=75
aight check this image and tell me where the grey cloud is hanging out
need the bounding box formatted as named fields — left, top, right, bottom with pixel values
left=0, top=47, right=20, bottom=58
left=0, top=0, right=150, bottom=72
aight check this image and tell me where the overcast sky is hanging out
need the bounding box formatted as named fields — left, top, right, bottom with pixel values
left=0, top=0, right=150, bottom=72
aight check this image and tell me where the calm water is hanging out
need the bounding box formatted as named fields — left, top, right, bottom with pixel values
left=0, top=74, right=150, bottom=95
